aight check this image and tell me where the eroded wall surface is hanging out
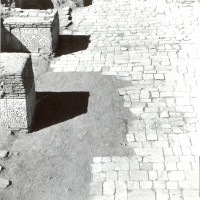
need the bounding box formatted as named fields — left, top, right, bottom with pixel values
left=0, top=53, right=36, bottom=131
left=1, top=9, right=59, bottom=53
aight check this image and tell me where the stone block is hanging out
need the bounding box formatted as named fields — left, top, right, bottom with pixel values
left=2, top=9, right=59, bottom=53
left=103, top=181, right=115, bottom=195
left=128, top=190, right=155, bottom=200
left=0, top=178, right=10, bottom=189
left=0, top=53, right=36, bottom=132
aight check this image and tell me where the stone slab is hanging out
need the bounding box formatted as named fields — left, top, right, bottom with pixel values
left=0, top=53, right=30, bottom=76
left=2, top=9, right=59, bottom=53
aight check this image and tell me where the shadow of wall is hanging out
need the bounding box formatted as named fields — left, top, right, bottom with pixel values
left=83, top=0, right=92, bottom=6
left=14, top=0, right=54, bottom=9
left=32, top=92, right=90, bottom=131
left=57, top=35, right=90, bottom=56
left=1, top=20, right=30, bottom=53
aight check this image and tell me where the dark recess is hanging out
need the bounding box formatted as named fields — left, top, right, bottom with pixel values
left=31, top=92, right=89, bottom=132
left=14, top=0, right=54, bottom=9
left=84, top=0, right=93, bottom=6
left=56, top=35, right=90, bottom=56
left=1, top=22, right=30, bottom=53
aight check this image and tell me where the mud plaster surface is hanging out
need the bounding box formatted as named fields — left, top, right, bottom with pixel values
left=0, top=72, right=133, bottom=200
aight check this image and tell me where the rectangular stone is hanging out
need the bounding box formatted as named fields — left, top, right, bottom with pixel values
left=143, top=156, right=164, bottom=163
left=130, top=171, right=148, bottom=181
left=134, top=148, right=163, bottom=156
left=166, top=181, right=178, bottom=189
left=128, top=190, right=155, bottom=200
left=2, top=10, right=59, bottom=53
left=90, top=181, right=103, bottom=195
left=153, top=181, right=166, bottom=189
left=168, top=171, right=185, bottom=181
left=156, top=189, right=169, bottom=200
left=127, top=181, right=140, bottom=190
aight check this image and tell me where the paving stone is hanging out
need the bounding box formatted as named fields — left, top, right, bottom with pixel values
left=130, top=171, right=148, bottom=181
left=94, top=157, right=102, bottom=163
left=182, top=190, right=200, bottom=200
left=128, top=190, right=155, bottom=200
left=157, top=171, right=168, bottom=181
left=103, top=181, right=115, bottom=195
left=166, top=181, right=179, bottom=189
left=92, top=163, right=103, bottom=173
left=179, top=181, right=198, bottom=189
left=168, top=171, right=185, bottom=181
left=173, top=147, right=182, bottom=156
left=65, top=0, right=200, bottom=199
left=93, top=173, right=106, bottom=182
left=153, top=163, right=165, bottom=170
left=165, top=163, right=177, bottom=170
left=163, top=148, right=174, bottom=156
left=115, top=162, right=129, bottom=171
left=127, top=181, right=140, bottom=190
left=115, top=181, right=127, bottom=190
left=169, top=189, right=182, bottom=200
left=140, top=181, right=152, bottom=189
left=177, top=162, right=191, bottom=170
left=134, top=148, right=163, bottom=156
left=149, top=171, right=157, bottom=181
left=153, top=181, right=166, bottom=189
left=165, top=156, right=180, bottom=163
left=185, top=170, right=198, bottom=181
left=106, top=171, right=117, bottom=181
left=102, top=157, right=112, bottom=163
left=140, top=163, right=152, bottom=171
left=126, top=134, right=135, bottom=142
left=118, top=171, right=130, bottom=181
left=90, top=181, right=103, bottom=195
left=143, top=155, right=164, bottom=163
left=156, top=189, right=170, bottom=200
left=102, top=163, right=115, bottom=172
left=115, top=190, right=127, bottom=200
left=135, top=133, right=146, bottom=142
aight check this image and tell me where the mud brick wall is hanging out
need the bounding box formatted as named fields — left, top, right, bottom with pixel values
left=1, top=0, right=83, bottom=9
left=0, top=53, right=36, bottom=131
left=2, top=9, right=59, bottom=53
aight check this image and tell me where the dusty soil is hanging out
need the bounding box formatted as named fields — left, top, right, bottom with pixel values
left=0, top=71, right=133, bottom=200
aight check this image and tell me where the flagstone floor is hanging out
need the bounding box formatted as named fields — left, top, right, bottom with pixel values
left=49, top=0, right=200, bottom=199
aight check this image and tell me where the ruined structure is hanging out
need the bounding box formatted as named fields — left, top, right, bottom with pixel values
left=1, top=0, right=83, bottom=9
left=0, top=53, right=36, bottom=132
left=1, top=9, right=59, bottom=53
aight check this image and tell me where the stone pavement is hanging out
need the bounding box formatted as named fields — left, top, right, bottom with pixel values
left=49, top=0, right=200, bottom=199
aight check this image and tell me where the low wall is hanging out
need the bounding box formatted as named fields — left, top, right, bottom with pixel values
left=0, top=53, right=36, bottom=132
left=2, top=9, right=59, bottom=53
left=1, top=0, right=83, bottom=9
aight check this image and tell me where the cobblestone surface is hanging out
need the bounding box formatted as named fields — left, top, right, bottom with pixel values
left=50, top=0, right=200, bottom=199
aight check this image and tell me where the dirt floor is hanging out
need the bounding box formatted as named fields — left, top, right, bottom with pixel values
left=0, top=70, right=134, bottom=200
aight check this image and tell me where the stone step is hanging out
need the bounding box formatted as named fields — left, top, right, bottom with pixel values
left=0, top=178, right=10, bottom=189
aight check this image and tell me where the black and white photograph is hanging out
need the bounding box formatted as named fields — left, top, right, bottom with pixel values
left=0, top=0, right=200, bottom=199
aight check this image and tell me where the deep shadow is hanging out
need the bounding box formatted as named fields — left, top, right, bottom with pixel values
left=14, top=0, right=54, bottom=9
left=1, top=20, right=30, bottom=53
left=84, top=0, right=93, bottom=6
left=56, top=35, right=90, bottom=56
left=32, top=92, right=89, bottom=132
left=0, top=73, right=134, bottom=200
left=1, top=0, right=12, bottom=7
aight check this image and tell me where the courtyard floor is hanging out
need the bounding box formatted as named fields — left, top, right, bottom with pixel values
left=1, top=0, right=200, bottom=199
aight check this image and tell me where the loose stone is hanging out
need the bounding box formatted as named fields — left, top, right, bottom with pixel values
left=0, top=178, right=10, bottom=189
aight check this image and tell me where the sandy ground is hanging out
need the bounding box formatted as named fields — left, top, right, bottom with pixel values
left=0, top=70, right=134, bottom=200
